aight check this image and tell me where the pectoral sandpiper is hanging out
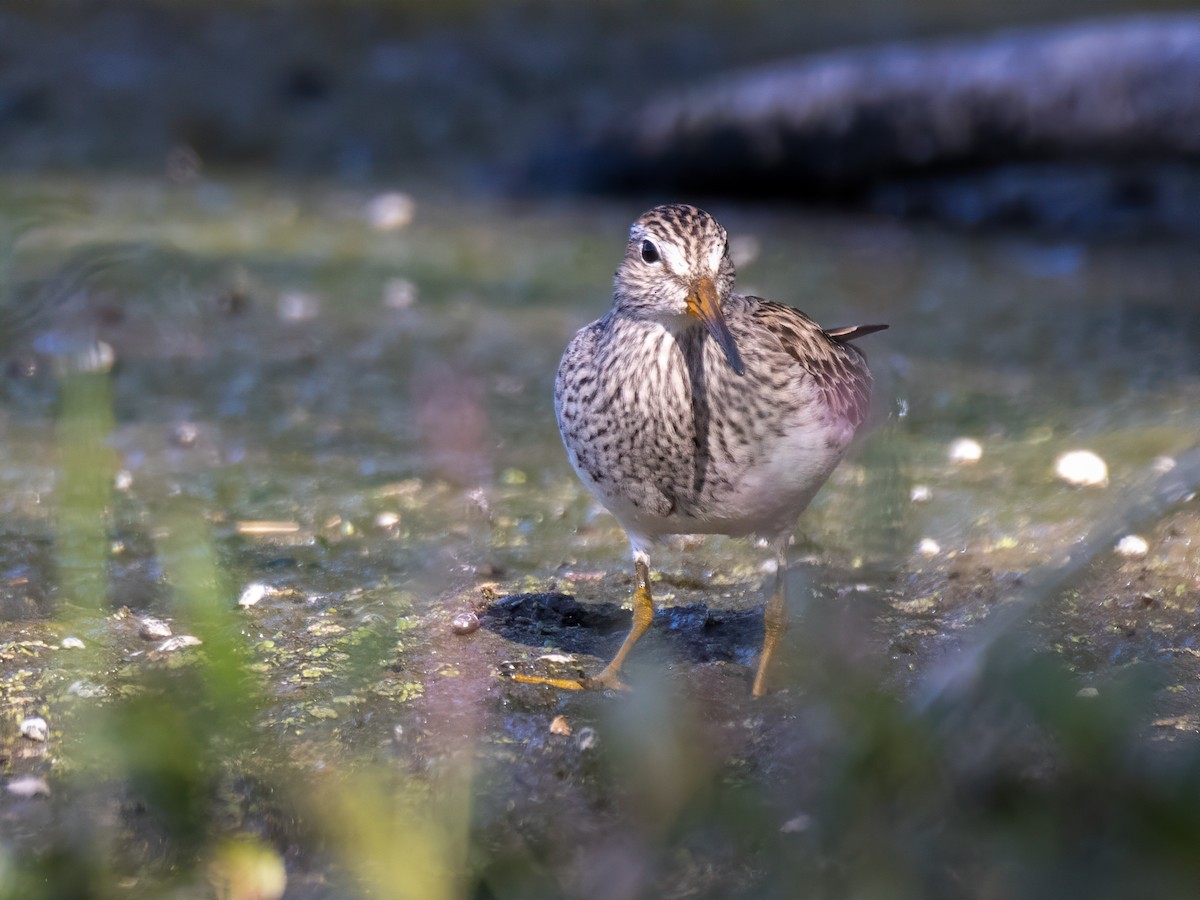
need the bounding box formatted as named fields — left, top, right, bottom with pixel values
left=516, top=204, right=886, bottom=697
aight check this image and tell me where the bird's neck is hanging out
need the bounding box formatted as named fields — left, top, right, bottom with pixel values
left=609, top=304, right=698, bottom=335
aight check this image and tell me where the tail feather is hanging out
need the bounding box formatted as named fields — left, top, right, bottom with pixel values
left=825, top=323, right=889, bottom=342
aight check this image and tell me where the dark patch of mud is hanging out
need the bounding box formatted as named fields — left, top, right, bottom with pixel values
left=482, top=590, right=764, bottom=666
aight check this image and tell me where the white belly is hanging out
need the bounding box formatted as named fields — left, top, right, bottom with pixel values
left=569, top=408, right=856, bottom=547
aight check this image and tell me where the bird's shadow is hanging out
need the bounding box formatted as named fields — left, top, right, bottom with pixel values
left=481, top=590, right=764, bottom=666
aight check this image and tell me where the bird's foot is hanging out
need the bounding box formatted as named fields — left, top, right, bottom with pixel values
left=577, top=666, right=630, bottom=693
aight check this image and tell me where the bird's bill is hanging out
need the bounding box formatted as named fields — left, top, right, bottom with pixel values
left=686, top=276, right=746, bottom=376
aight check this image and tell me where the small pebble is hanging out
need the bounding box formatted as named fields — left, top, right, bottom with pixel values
left=1152, top=455, right=1177, bottom=475
left=450, top=611, right=480, bottom=635
left=68, top=680, right=106, bottom=698
left=549, top=715, right=572, bottom=736
left=1115, top=535, right=1149, bottom=559
left=538, top=653, right=574, bottom=664
left=6, top=776, right=50, bottom=799
left=910, top=484, right=932, bottom=503
left=916, top=538, right=941, bottom=558
left=949, top=438, right=983, bottom=464
left=238, top=583, right=269, bottom=608
left=60, top=637, right=85, bottom=650
left=382, top=278, right=418, bottom=310
left=1055, top=450, right=1108, bottom=487
left=1077, top=686, right=1100, bottom=699
left=374, top=511, right=400, bottom=529
left=780, top=813, right=813, bottom=834
left=114, top=469, right=134, bottom=491
left=466, top=487, right=490, bottom=516
left=158, top=635, right=202, bottom=652
left=138, top=617, right=173, bottom=640
left=366, top=192, right=416, bottom=231
left=277, top=291, right=320, bottom=322
left=171, top=422, right=199, bottom=448
left=576, top=726, right=598, bottom=751
left=19, top=716, right=48, bottom=742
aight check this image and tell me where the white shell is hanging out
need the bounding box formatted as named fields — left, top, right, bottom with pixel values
left=1055, top=450, right=1108, bottom=487
left=366, top=192, right=415, bottom=231
left=1115, top=535, right=1149, bottom=558
left=19, top=716, right=48, bottom=742
left=238, top=583, right=269, bottom=607
left=139, top=617, right=173, bottom=640
left=948, top=438, right=983, bottom=464
left=916, top=538, right=941, bottom=557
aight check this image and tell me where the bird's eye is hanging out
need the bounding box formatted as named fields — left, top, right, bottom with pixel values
left=640, top=240, right=660, bottom=264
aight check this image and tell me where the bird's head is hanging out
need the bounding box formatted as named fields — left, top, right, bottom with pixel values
left=613, top=204, right=744, bottom=376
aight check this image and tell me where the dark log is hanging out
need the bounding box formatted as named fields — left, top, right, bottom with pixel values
left=537, top=16, right=1200, bottom=229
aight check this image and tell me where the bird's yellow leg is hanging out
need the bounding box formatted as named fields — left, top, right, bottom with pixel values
left=580, top=554, right=653, bottom=691
left=505, top=554, right=654, bottom=692
left=752, top=546, right=789, bottom=698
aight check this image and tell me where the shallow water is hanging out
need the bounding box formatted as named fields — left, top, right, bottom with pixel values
left=1, top=175, right=1199, bottom=896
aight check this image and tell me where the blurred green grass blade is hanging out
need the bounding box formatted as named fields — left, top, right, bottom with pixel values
left=56, top=372, right=116, bottom=616
left=157, top=499, right=260, bottom=730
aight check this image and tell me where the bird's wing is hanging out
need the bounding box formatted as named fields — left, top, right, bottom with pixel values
left=748, top=299, right=882, bottom=429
